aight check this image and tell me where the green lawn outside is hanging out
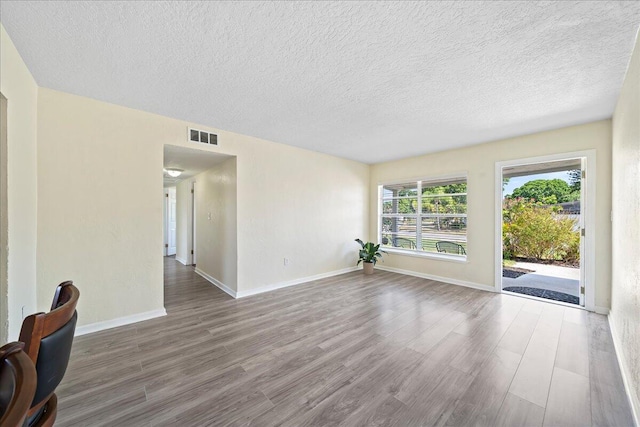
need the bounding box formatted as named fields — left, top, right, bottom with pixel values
left=381, top=236, right=467, bottom=254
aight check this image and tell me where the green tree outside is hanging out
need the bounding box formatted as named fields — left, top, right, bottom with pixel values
left=507, top=179, right=578, bottom=204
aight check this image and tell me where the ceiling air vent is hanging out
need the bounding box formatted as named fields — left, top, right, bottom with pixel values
left=188, top=127, right=218, bottom=145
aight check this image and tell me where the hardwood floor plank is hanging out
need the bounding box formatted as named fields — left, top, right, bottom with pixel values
left=589, top=347, right=635, bottom=426
left=56, top=388, right=147, bottom=427
left=338, top=393, right=406, bottom=427
left=391, top=367, right=475, bottom=427
left=145, top=363, right=247, bottom=401
left=543, top=367, right=591, bottom=427
left=495, top=393, right=545, bottom=427
left=521, top=299, right=546, bottom=315
left=406, top=310, right=468, bottom=354
left=52, top=257, right=633, bottom=426
left=449, top=314, right=518, bottom=376
left=247, top=363, right=355, bottom=426
left=155, top=385, right=273, bottom=427
left=591, top=381, right=635, bottom=427
left=555, top=320, right=590, bottom=378
left=384, top=307, right=450, bottom=345
left=587, top=312, right=616, bottom=353
left=563, top=306, right=589, bottom=326
left=444, top=347, right=522, bottom=426
left=497, top=309, right=540, bottom=355
left=58, top=358, right=142, bottom=397
left=392, top=355, right=462, bottom=407
left=249, top=365, right=354, bottom=426
left=292, top=348, right=423, bottom=427
left=508, top=309, right=562, bottom=408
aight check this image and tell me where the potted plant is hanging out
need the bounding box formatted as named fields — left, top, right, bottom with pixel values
left=355, top=238, right=386, bottom=275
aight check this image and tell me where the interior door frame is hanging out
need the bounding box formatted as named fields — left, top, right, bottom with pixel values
left=163, top=188, right=168, bottom=256
left=191, top=181, right=197, bottom=266
left=494, top=149, right=596, bottom=311
left=166, top=187, right=177, bottom=256
left=0, top=93, right=8, bottom=344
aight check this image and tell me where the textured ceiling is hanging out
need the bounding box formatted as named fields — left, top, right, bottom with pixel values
left=2, top=1, right=639, bottom=164
left=163, top=144, right=231, bottom=187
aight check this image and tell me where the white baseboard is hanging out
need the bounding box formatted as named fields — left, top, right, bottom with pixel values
left=376, top=265, right=495, bottom=293
left=236, top=266, right=359, bottom=298
left=195, top=268, right=237, bottom=298
left=175, top=256, right=188, bottom=266
left=75, top=308, right=167, bottom=337
left=608, top=312, right=640, bottom=427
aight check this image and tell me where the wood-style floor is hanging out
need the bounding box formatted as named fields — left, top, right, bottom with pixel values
left=56, top=257, right=634, bottom=426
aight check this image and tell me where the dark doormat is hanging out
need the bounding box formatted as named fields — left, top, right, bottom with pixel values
left=502, top=267, right=535, bottom=279
left=503, top=286, right=579, bottom=305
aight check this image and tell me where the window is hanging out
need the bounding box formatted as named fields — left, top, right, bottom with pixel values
left=380, top=176, right=467, bottom=258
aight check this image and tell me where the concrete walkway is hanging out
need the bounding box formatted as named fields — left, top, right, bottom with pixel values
left=503, top=261, right=580, bottom=298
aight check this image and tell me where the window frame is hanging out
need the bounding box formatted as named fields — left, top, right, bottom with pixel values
left=378, top=173, right=468, bottom=262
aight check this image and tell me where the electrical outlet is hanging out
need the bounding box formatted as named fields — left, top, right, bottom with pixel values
left=284, top=258, right=289, bottom=266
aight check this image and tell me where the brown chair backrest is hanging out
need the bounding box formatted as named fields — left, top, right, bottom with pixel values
left=19, top=281, right=79, bottom=421
left=0, top=342, right=37, bottom=427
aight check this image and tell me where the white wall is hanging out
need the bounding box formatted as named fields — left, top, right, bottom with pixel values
left=175, top=178, right=192, bottom=266
left=0, top=25, right=38, bottom=340
left=194, top=158, right=237, bottom=292
left=37, top=89, right=166, bottom=326
left=234, top=138, right=369, bottom=295
left=36, top=87, right=369, bottom=327
left=370, top=120, right=612, bottom=310
left=611, top=31, right=640, bottom=423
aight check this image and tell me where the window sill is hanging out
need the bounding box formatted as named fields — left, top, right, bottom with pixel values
left=383, top=248, right=468, bottom=263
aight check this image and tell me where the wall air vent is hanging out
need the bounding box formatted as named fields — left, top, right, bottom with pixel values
left=188, top=128, right=218, bottom=145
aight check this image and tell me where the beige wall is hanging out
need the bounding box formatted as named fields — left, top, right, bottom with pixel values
left=234, top=139, right=369, bottom=296
left=0, top=25, right=39, bottom=340
left=611, top=31, right=640, bottom=422
left=370, top=120, right=612, bottom=310
left=37, top=89, right=166, bottom=326
left=194, top=158, right=238, bottom=292
left=36, top=88, right=369, bottom=327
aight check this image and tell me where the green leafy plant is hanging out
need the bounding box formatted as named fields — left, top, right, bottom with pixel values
left=355, top=239, right=386, bottom=265
left=502, top=198, right=579, bottom=262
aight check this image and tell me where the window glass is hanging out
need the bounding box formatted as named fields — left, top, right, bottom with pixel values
left=380, top=178, right=467, bottom=258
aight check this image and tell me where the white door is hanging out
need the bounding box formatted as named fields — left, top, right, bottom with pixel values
left=167, top=188, right=177, bottom=256
left=578, top=158, right=586, bottom=307
left=495, top=152, right=594, bottom=309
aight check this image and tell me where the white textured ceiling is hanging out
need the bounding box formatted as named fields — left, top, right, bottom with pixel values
left=2, top=1, right=639, bottom=164
left=163, top=144, right=231, bottom=187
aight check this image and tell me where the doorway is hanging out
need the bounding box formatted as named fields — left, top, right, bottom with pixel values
left=162, top=144, right=233, bottom=268
left=495, top=151, right=596, bottom=310
left=164, top=187, right=177, bottom=256
left=191, top=181, right=196, bottom=266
